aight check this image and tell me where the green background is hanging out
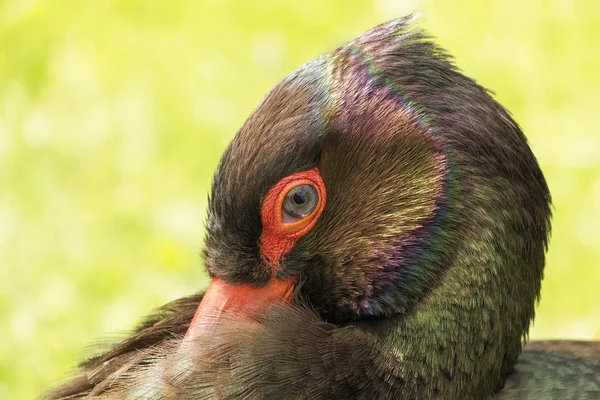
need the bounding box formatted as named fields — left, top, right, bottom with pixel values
left=1, top=0, right=598, bottom=397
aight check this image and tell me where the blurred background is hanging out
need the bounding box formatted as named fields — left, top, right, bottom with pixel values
left=0, top=0, right=598, bottom=397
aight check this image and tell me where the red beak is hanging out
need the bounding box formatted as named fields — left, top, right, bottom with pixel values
left=184, top=276, right=296, bottom=340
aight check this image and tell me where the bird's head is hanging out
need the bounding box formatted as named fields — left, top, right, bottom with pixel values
left=189, top=17, right=551, bottom=354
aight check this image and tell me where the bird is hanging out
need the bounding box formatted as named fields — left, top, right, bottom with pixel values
left=45, top=16, right=600, bottom=399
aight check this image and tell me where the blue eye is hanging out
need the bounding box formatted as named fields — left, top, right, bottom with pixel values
left=282, top=184, right=319, bottom=221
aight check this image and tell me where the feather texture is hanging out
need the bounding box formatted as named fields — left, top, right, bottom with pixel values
left=46, top=296, right=600, bottom=399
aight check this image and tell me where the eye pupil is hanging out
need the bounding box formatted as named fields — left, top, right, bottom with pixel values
left=282, top=184, right=319, bottom=221
left=293, top=192, right=306, bottom=205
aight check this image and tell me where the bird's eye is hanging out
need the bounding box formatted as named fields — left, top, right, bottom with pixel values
left=282, top=184, right=319, bottom=222
left=259, top=167, right=326, bottom=265
left=260, top=167, right=326, bottom=239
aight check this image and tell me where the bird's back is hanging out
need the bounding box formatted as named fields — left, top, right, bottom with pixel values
left=497, top=341, right=600, bottom=399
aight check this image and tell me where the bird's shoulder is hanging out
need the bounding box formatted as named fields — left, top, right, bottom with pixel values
left=495, top=340, right=600, bottom=399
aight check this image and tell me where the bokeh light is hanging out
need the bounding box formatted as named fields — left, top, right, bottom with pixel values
left=1, top=1, right=598, bottom=397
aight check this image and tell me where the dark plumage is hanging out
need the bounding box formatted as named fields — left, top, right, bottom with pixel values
left=46, top=17, right=600, bottom=399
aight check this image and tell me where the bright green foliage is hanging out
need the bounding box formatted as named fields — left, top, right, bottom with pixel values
left=0, top=1, right=598, bottom=398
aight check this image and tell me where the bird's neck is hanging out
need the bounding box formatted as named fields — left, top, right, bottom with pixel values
left=370, top=257, right=531, bottom=398
left=363, top=153, right=546, bottom=397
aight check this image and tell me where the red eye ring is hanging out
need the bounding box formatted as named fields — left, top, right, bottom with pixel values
left=259, top=167, right=326, bottom=268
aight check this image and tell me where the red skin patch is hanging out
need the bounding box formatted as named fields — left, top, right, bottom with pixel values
left=259, top=167, right=326, bottom=269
